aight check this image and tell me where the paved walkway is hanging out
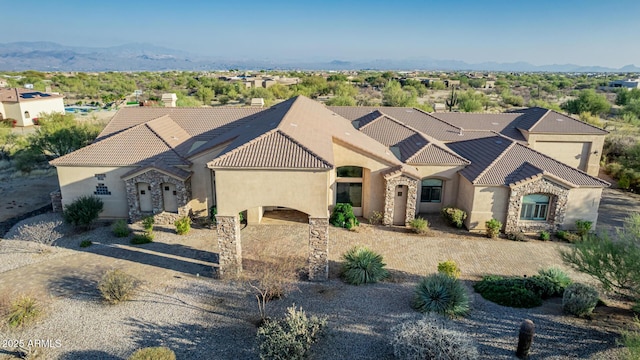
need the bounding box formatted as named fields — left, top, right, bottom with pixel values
left=4, top=187, right=640, bottom=299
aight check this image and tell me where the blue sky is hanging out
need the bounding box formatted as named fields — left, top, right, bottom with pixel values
left=2, top=0, right=639, bottom=67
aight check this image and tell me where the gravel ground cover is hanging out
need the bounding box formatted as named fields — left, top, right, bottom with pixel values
left=0, top=215, right=630, bottom=359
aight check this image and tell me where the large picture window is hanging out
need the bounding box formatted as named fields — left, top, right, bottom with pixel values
left=420, top=179, right=442, bottom=203
left=520, top=194, right=549, bottom=220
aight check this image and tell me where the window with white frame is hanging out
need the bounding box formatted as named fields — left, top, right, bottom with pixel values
left=520, top=194, right=549, bottom=220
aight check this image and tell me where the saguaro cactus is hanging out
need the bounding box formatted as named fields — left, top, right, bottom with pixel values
left=516, top=319, right=535, bottom=359
left=446, top=87, right=458, bottom=111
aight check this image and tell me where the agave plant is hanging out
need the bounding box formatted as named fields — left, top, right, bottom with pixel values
left=413, top=273, right=470, bottom=317
left=341, top=246, right=389, bottom=285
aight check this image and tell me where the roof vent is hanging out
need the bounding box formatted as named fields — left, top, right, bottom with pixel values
left=290, top=123, right=298, bottom=127
left=406, top=109, right=413, bottom=112
left=458, top=128, right=464, bottom=136
left=415, top=142, right=422, bottom=146
left=491, top=122, right=499, bottom=125
left=345, top=132, right=351, bottom=136
left=495, top=140, right=503, bottom=144
left=556, top=118, right=564, bottom=122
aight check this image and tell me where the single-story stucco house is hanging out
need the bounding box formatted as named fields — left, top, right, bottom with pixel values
left=50, top=95, right=609, bottom=280
left=0, top=88, right=65, bottom=126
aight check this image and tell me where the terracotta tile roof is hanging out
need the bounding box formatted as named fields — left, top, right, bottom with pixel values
left=329, top=106, right=464, bottom=141
left=207, top=96, right=402, bottom=169
left=381, top=165, right=421, bottom=180
left=359, top=115, right=418, bottom=146
left=145, top=115, right=192, bottom=149
left=50, top=122, right=189, bottom=167
left=97, top=107, right=264, bottom=141
left=448, top=136, right=609, bottom=187
left=406, top=143, right=470, bottom=165
left=121, top=162, right=192, bottom=181
left=208, top=130, right=332, bottom=169
left=0, top=88, right=63, bottom=103
left=508, top=107, right=608, bottom=134
left=430, top=113, right=526, bottom=141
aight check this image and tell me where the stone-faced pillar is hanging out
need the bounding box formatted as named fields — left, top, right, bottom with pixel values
left=216, top=215, right=242, bottom=278
left=308, top=217, right=329, bottom=281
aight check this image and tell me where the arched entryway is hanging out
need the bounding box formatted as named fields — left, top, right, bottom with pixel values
left=382, top=169, right=419, bottom=226
left=216, top=205, right=329, bottom=282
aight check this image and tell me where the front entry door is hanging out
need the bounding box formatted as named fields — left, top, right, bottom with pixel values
left=137, top=183, right=152, bottom=212
left=393, top=185, right=408, bottom=225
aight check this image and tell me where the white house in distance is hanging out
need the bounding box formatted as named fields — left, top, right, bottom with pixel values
left=0, top=88, right=65, bottom=126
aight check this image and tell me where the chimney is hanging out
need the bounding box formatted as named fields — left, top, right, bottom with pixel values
left=162, top=93, right=177, bottom=107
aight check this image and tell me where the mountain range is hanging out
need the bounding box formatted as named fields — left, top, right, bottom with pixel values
left=1, top=41, right=638, bottom=73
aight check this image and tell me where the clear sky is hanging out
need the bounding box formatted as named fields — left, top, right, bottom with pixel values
left=2, top=0, right=639, bottom=67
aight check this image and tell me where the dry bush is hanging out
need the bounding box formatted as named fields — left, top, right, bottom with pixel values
left=98, top=269, right=138, bottom=304
left=244, top=244, right=305, bottom=320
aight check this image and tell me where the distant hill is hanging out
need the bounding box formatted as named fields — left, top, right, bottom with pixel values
left=0, top=41, right=639, bottom=72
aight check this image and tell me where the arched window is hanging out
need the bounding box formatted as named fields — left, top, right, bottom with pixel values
left=336, top=166, right=363, bottom=207
left=520, top=194, right=550, bottom=220
left=24, top=111, right=30, bottom=119
left=420, top=179, right=442, bottom=203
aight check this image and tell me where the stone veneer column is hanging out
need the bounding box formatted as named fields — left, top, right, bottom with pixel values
left=383, top=175, right=419, bottom=226
left=50, top=190, right=63, bottom=212
left=308, top=217, right=329, bottom=281
left=216, top=215, right=242, bottom=278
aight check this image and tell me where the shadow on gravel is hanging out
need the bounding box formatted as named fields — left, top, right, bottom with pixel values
left=457, top=304, right=619, bottom=359
left=125, top=318, right=255, bottom=360
left=47, top=274, right=101, bottom=300
left=58, top=350, right=121, bottom=360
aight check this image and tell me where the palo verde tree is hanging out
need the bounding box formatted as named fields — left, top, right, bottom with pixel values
left=31, top=112, right=102, bottom=159
left=561, top=89, right=611, bottom=116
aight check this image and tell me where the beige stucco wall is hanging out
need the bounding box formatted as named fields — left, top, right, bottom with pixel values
left=187, top=143, right=229, bottom=218
left=525, top=133, right=605, bottom=176
left=331, top=141, right=394, bottom=218
left=0, top=102, right=5, bottom=120
left=213, top=169, right=330, bottom=218
left=457, top=180, right=509, bottom=231
left=56, top=166, right=134, bottom=218
left=414, top=165, right=465, bottom=214
left=9, top=98, right=65, bottom=126
left=564, top=187, right=603, bottom=230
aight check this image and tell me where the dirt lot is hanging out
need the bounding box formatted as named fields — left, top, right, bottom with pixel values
left=0, top=169, right=58, bottom=225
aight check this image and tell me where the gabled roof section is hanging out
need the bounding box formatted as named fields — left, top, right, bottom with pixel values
left=121, top=162, right=192, bottom=181
left=509, top=107, right=608, bottom=135
left=208, top=129, right=332, bottom=169
left=145, top=115, right=192, bottom=149
left=359, top=115, right=418, bottom=146
left=406, top=142, right=470, bottom=165
left=430, top=112, right=526, bottom=141
left=97, top=107, right=264, bottom=141
left=381, top=165, right=421, bottom=181
left=50, top=122, right=190, bottom=167
left=329, top=106, right=464, bottom=141
left=448, top=135, right=609, bottom=187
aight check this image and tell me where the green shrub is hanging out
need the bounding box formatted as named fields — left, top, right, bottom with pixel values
left=175, top=216, right=191, bottom=235
left=539, top=231, right=550, bottom=241
left=575, top=220, right=593, bottom=237
left=6, top=295, right=41, bottom=328
left=441, top=207, right=467, bottom=228
left=556, top=230, right=581, bottom=243
left=556, top=230, right=567, bottom=240
left=341, top=246, right=389, bottom=285
left=62, top=195, right=104, bottom=229
left=535, top=267, right=572, bottom=298
left=473, top=275, right=543, bottom=308
left=98, top=269, right=137, bottom=304
left=111, top=219, right=130, bottom=237
left=409, top=217, right=429, bottom=234
left=390, top=314, right=478, bottom=360
left=79, top=240, right=92, bottom=248
left=437, top=260, right=461, bottom=279
left=130, top=233, right=154, bottom=244
left=209, top=206, right=218, bottom=225
left=330, top=203, right=359, bottom=229
left=562, top=283, right=599, bottom=317
left=413, top=273, right=470, bottom=317
left=485, top=218, right=502, bottom=238
left=257, top=305, right=327, bottom=360
left=621, top=326, right=640, bottom=360
left=142, top=216, right=154, bottom=232
left=128, top=347, right=176, bottom=360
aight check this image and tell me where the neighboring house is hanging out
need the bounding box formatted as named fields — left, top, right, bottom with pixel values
left=50, top=96, right=609, bottom=280
left=0, top=88, right=65, bottom=126
left=607, top=79, right=640, bottom=90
